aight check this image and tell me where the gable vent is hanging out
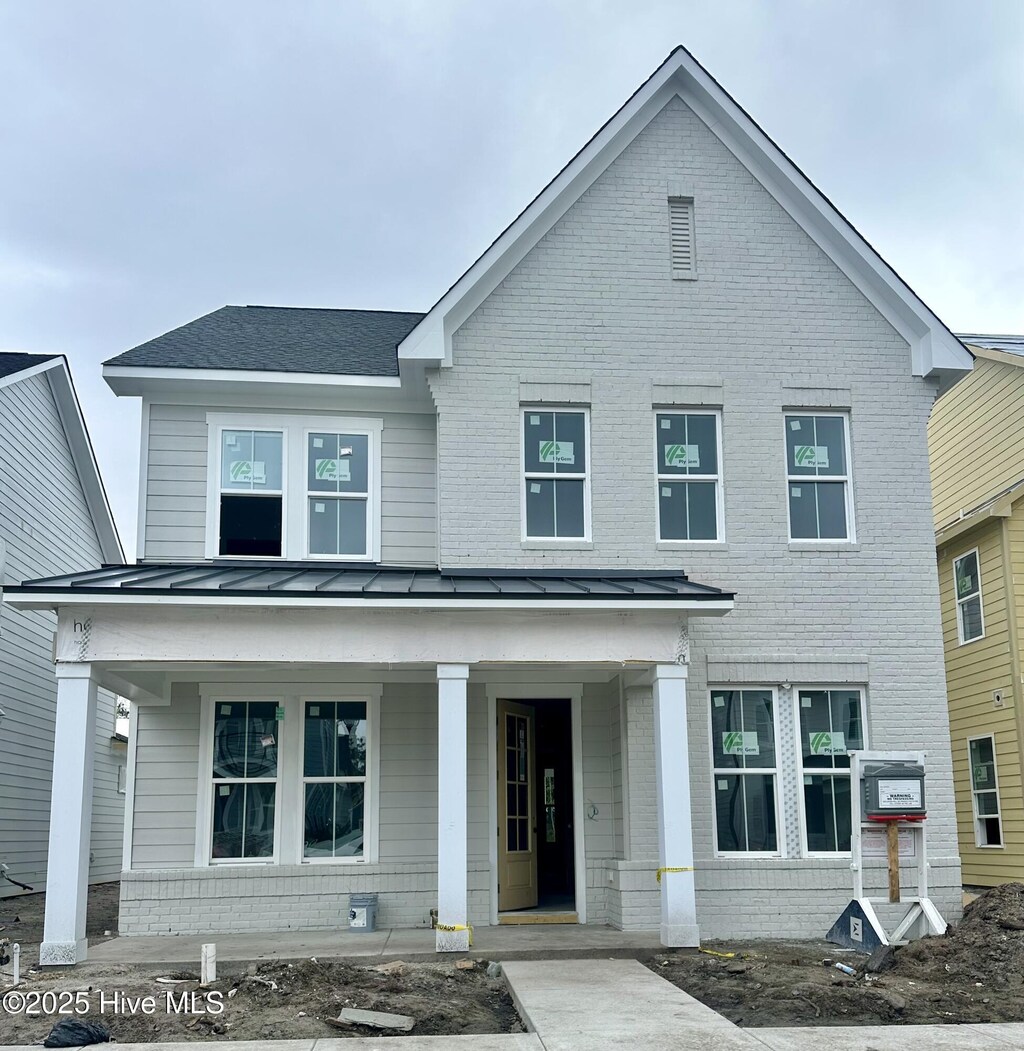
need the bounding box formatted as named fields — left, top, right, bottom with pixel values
left=668, top=196, right=696, bottom=279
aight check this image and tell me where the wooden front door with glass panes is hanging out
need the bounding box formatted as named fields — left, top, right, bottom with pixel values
left=498, top=700, right=538, bottom=911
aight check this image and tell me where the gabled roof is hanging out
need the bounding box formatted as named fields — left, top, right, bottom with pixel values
left=399, top=45, right=973, bottom=383
left=104, top=305, right=424, bottom=377
left=0, top=353, right=123, bottom=564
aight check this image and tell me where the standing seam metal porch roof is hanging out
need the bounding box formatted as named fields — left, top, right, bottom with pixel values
left=8, top=562, right=733, bottom=603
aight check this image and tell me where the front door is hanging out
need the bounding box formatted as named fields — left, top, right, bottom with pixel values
left=498, top=700, right=538, bottom=911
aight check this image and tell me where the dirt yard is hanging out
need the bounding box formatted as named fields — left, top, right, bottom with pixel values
left=647, top=883, right=1024, bottom=1028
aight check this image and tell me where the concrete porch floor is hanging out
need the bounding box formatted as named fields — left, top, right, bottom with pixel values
left=85, top=924, right=665, bottom=966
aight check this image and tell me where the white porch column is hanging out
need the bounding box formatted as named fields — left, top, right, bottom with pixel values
left=436, top=663, right=470, bottom=952
left=652, top=663, right=699, bottom=947
left=40, top=663, right=98, bottom=966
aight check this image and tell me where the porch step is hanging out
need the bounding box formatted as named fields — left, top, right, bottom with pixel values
left=498, top=911, right=579, bottom=925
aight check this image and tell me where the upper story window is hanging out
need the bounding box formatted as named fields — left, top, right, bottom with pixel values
left=785, top=413, right=854, bottom=541
left=522, top=409, right=590, bottom=540
left=655, top=411, right=722, bottom=541
left=207, top=413, right=381, bottom=561
left=954, top=549, right=984, bottom=644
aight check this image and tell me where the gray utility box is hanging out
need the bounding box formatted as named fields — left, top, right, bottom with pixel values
left=862, top=760, right=926, bottom=818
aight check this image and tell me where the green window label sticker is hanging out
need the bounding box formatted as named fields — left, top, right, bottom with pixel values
left=808, top=731, right=846, bottom=756
left=229, top=460, right=266, bottom=484
left=664, top=444, right=700, bottom=469
left=973, top=765, right=989, bottom=785
left=315, top=458, right=352, bottom=482
left=722, top=731, right=760, bottom=756
left=539, top=441, right=574, bottom=465
left=793, top=445, right=829, bottom=469
left=274, top=706, right=285, bottom=720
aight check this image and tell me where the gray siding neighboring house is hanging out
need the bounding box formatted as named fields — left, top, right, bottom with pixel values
left=0, top=356, right=125, bottom=898
left=5, top=47, right=973, bottom=961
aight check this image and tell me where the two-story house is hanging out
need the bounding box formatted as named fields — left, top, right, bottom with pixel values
left=6, top=47, right=972, bottom=965
left=0, top=353, right=126, bottom=902
left=930, top=335, right=1024, bottom=888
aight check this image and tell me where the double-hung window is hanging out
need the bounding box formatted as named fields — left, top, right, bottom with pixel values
left=710, top=689, right=778, bottom=853
left=303, top=701, right=369, bottom=860
left=208, top=414, right=381, bottom=560
left=968, top=734, right=1002, bottom=847
left=656, top=411, right=722, bottom=541
left=954, top=549, right=984, bottom=643
left=798, top=688, right=865, bottom=853
left=210, top=700, right=280, bottom=861
left=785, top=413, right=853, bottom=541
left=522, top=409, right=589, bottom=540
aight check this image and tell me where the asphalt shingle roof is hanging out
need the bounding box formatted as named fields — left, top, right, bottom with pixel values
left=0, top=353, right=60, bottom=380
left=104, top=306, right=425, bottom=377
left=958, top=334, right=1024, bottom=358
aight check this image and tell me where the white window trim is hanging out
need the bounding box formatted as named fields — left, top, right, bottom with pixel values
left=967, top=733, right=1003, bottom=849
left=205, top=412, right=383, bottom=562
left=954, top=547, right=985, bottom=645
left=794, top=685, right=868, bottom=858
left=708, top=685, right=783, bottom=859
left=784, top=411, right=856, bottom=545
left=654, top=409, right=725, bottom=544
left=195, top=683, right=382, bottom=868
left=520, top=406, right=592, bottom=543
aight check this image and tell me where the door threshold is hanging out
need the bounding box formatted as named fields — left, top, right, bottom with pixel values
left=498, top=911, right=579, bottom=925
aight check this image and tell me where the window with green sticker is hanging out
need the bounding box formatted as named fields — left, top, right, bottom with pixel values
left=785, top=413, right=853, bottom=541
left=953, top=549, right=984, bottom=644
left=968, top=734, right=1002, bottom=847
left=656, top=412, right=722, bottom=541
left=797, top=688, right=865, bottom=853
left=523, top=409, right=589, bottom=539
left=709, top=689, right=777, bottom=853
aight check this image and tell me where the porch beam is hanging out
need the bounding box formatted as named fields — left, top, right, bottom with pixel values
left=652, top=663, right=699, bottom=947
left=40, top=663, right=98, bottom=966
left=436, top=663, right=471, bottom=951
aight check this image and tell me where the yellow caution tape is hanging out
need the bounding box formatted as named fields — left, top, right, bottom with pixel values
left=699, top=948, right=736, bottom=959
left=656, top=866, right=695, bottom=883
left=436, top=922, right=474, bottom=947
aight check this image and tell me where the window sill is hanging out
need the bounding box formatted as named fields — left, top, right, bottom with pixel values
left=657, top=541, right=728, bottom=552
left=788, top=542, right=861, bottom=553
left=521, top=540, right=593, bottom=551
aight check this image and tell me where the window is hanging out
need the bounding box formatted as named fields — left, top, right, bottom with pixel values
left=656, top=411, right=722, bottom=541
left=210, top=700, right=279, bottom=860
left=710, top=689, right=778, bottom=853
left=954, top=549, right=984, bottom=644
left=302, top=701, right=369, bottom=860
left=798, top=688, right=865, bottom=853
left=522, top=409, right=589, bottom=539
left=218, top=429, right=284, bottom=556
left=968, top=735, right=1002, bottom=847
left=207, top=414, right=381, bottom=561
left=785, top=413, right=853, bottom=541
left=668, top=196, right=696, bottom=278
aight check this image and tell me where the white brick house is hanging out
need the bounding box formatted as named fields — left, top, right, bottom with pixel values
left=6, top=46, right=971, bottom=964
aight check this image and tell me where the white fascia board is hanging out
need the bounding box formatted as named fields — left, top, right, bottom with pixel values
left=103, top=364, right=402, bottom=397
left=399, top=48, right=972, bottom=380
left=4, top=591, right=734, bottom=615
left=45, top=362, right=125, bottom=564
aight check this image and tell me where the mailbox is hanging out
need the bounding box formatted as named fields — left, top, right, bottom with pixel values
left=862, top=760, right=926, bottom=819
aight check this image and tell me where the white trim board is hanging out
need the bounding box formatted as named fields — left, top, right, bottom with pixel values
left=397, top=47, right=971, bottom=384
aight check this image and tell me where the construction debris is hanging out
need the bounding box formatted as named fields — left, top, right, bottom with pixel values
left=331, top=1007, right=415, bottom=1031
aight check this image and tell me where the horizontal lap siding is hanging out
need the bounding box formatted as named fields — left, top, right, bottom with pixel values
left=0, top=372, right=123, bottom=894
left=144, top=404, right=436, bottom=564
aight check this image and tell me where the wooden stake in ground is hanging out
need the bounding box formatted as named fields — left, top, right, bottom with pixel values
left=886, top=822, right=901, bottom=904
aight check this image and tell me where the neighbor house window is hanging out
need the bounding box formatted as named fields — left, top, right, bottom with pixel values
left=954, top=549, right=984, bottom=644
left=523, top=409, right=589, bottom=539
left=303, top=701, right=369, bottom=860
left=211, top=701, right=279, bottom=860
left=656, top=411, right=722, bottom=541
left=968, top=734, right=1002, bottom=847
left=710, top=689, right=778, bottom=853
left=785, top=413, right=853, bottom=540
left=798, top=688, right=865, bottom=853
left=218, top=429, right=284, bottom=556
left=208, top=414, right=381, bottom=560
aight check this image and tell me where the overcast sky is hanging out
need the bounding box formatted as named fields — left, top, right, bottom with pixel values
left=2, top=1, right=1021, bottom=558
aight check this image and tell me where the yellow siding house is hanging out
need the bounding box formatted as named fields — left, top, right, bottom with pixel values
left=930, top=335, right=1024, bottom=886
